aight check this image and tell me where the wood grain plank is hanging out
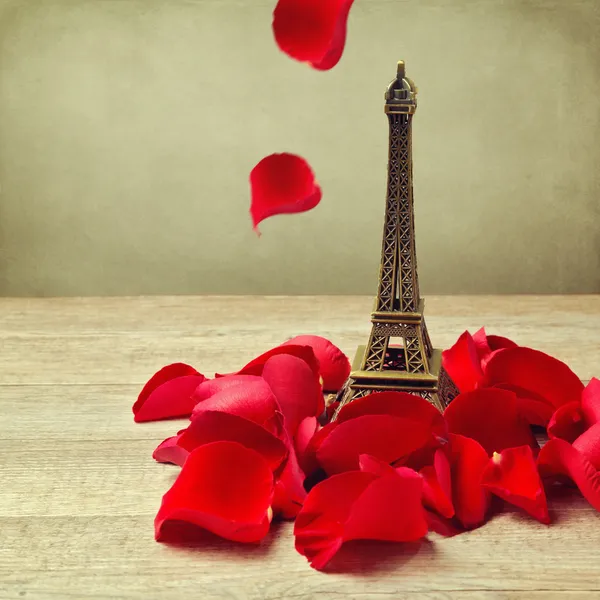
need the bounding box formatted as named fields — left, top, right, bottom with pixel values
left=1, top=507, right=600, bottom=598
left=1, top=296, right=599, bottom=384
left=1, top=296, right=600, bottom=599
left=1, top=295, right=599, bottom=334
left=0, top=384, right=173, bottom=441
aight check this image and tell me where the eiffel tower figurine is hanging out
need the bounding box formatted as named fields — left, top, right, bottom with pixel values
left=334, top=60, right=448, bottom=416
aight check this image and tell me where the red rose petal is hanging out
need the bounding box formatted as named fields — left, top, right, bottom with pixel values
left=472, top=327, right=518, bottom=356
left=343, top=468, right=427, bottom=543
left=282, top=335, right=350, bottom=392
left=262, top=353, right=324, bottom=434
left=133, top=363, right=206, bottom=423
left=426, top=510, right=462, bottom=537
left=472, top=327, right=492, bottom=360
left=231, top=344, right=320, bottom=380
left=249, top=153, right=321, bottom=233
left=486, top=334, right=518, bottom=352
left=272, top=431, right=308, bottom=519
left=441, top=331, right=484, bottom=393
left=272, top=0, right=355, bottom=71
left=444, top=388, right=537, bottom=456
left=547, top=401, right=585, bottom=443
left=538, top=438, right=600, bottom=512
left=192, top=374, right=264, bottom=403
left=489, top=384, right=556, bottom=427
left=294, top=471, right=371, bottom=569
left=358, top=453, right=398, bottom=477
left=178, top=411, right=287, bottom=471
left=316, top=414, right=440, bottom=475
left=448, top=434, right=491, bottom=529
left=582, top=378, right=600, bottom=426
left=294, top=466, right=427, bottom=570
left=191, top=378, right=280, bottom=428
left=481, top=446, right=549, bottom=524
left=420, top=449, right=454, bottom=519
left=153, top=429, right=188, bottom=466
left=335, top=391, right=447, bottom=440
left=295, top=416, right=319, bottom=459
left=473, top=328, right=518, bottom=370
left=299, top=422, right=334, bottom=476
left=484, top=347, right=584, bottom=426
left=155, top=441, right=274, bottom=544
left=572, top=423, right=600, bottom=470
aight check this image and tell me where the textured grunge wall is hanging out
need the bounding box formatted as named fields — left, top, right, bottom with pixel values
left=0, top=0, right=599, bottom=296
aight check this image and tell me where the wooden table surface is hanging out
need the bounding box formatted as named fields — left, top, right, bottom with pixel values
left=2, top=295, right=600, bottom=600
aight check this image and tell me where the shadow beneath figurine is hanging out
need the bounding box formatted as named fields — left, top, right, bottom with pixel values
left=323, top=538, right=436, bottom=576
left=158, top=519, right=285, bottom=560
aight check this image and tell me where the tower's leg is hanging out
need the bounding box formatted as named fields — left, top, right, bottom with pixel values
left=403, top=326, right=428, bottom=374
left=437, top=365, right=460, bottom=406
left=422, top=318, right=433, bottom=358
left=362, top=333, right=390, bottom=372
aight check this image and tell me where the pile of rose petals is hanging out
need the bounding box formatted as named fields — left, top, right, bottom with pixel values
left=133, top=328, right=600, bottom=571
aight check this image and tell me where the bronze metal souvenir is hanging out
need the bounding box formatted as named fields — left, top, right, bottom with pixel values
left=334, top=61, right=457, bottom=417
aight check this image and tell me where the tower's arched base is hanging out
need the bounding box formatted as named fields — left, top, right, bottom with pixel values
left=332, top=351, right=461, bottom=420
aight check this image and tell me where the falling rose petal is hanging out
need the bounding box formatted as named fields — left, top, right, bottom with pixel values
left=420, top=449, right=455, bottom=519
left=294, top=466, right=427, bottom=570
left=335, top=391, right=447, bottom=440
left=316, top=414, right=440, bottom=475
left=282, top=335, right=350, bottom=392
left=444, top=388, right=537, bottom=456
left=191, top=378, right=280, bottom=428
left=441, top=331, right=484, bottom=393
left=262, top=354, right=324, bottom=435
left=538, top=437, right=600, bottom=512
left=249, top=153, right=321, bottom=232
left=230, top=344, right=321, bottom=381
left=153, top=429, right=189, bottom=466
left=133, top=363, right=206, bottom=423
left=547, top=401, right=586, bottom=443
left=155, top=441, right=274, bottom=544
left=178, top=410, right=287, bottom=471
left=481, top=446, right=550, bottom=524
left=484, top=347, right=584, bottom=426
left=272, top=0, right=355, bottom=71
left=448, top=434, right=491, bottom=529
left=582, top=378, right=600, bottom=426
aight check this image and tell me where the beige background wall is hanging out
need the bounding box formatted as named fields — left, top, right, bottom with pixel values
left=0, top=0, right=598, bottom=297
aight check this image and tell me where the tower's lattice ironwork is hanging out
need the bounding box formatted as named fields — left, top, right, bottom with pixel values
left=334, top=61, right=447, bottom=416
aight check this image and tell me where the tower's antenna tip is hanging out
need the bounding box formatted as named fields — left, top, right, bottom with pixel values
left=397, top=60, right=406, bottom=78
